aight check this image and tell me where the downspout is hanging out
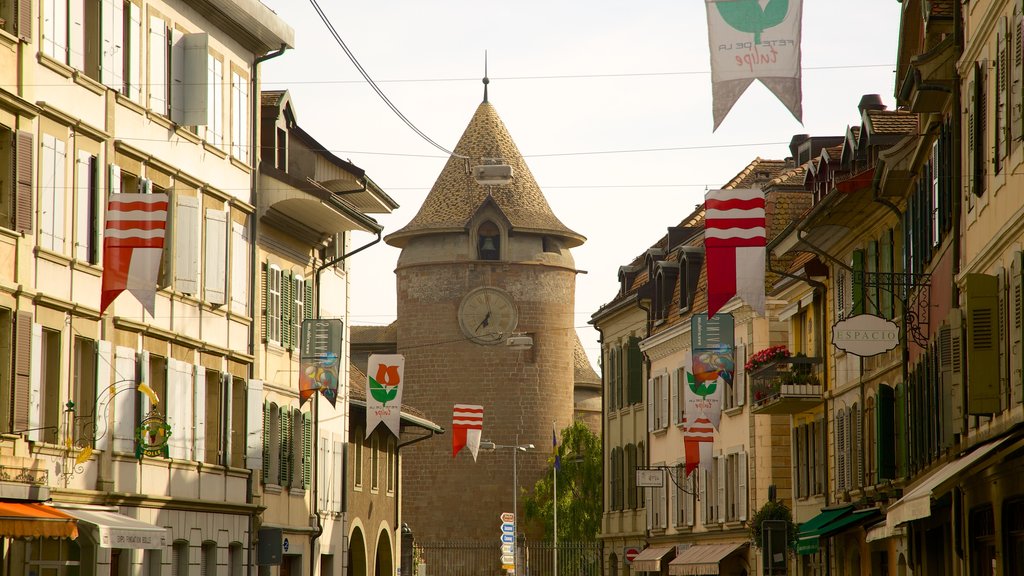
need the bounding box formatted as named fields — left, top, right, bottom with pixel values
left=594, top=325, right=606, bottom=575
left=309, top=229, right=383, bottom=576
left=249, top=43, right=286, bottom=576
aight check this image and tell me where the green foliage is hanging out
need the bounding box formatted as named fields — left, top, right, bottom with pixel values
left=748, top=500, right=798, bottom=550
left=522, top=421, right=602, bottom=541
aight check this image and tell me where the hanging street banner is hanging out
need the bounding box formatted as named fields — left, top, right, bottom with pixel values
left=705, top=188, right=767, bottom=317
left=99, top=192, right=169, bottom=316
left=366, top=354, right=404, bottom=439
left=452, top=404, right=484, bottom=460
left=689, top=314, right=734, bottom=431
left=704, top=0, right=803, bottom=130
left=299, top=319, right=343, bottom=407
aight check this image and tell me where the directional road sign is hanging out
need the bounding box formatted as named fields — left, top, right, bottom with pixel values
left=501, top=533, right=514, bottom=544
left=500, top=512, right=515, bottom=523
left=500, top=544, right=513, bottom=555
left=500, top=522, right=514, bottom=534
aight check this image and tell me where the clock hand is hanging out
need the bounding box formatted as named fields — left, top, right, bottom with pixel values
left=476, top=311, right=491, bottom=332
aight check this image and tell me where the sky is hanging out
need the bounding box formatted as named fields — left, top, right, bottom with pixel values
left=257, top=1, right=903, bottom=370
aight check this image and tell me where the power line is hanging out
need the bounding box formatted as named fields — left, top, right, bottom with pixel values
left=307, top=0, right=465, bottom=159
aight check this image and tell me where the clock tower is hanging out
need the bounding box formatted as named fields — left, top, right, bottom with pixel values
left=385, top=92, right=585, bottom=541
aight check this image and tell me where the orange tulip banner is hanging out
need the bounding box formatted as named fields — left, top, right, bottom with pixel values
left=366, top=354, right=404, bottom=439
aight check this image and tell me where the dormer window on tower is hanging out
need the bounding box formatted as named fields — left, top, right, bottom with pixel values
left=478, top=221, right=501, bottom=260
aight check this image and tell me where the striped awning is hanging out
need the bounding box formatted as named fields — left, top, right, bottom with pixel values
left=668, top=542, right=747, bottom=575
left=0, top=502, right=78, bottom=539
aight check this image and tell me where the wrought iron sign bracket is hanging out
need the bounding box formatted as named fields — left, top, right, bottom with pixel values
left=635, top=465, right=698, bottom=496
left=858, top=271, right=932, bottom=348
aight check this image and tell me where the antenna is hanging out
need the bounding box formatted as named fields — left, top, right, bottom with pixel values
left=483, top=50, right=490, bottom=103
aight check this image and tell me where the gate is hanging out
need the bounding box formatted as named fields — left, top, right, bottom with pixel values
left=415, top=540, right=601, bottom=576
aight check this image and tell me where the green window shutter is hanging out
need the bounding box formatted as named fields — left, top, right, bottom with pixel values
left=867, top=241, right=878, bottom=315
left=965, top=273, right=1001, bottom=414
left=627, top=337, right=643, bottom=405
left=305, top=280, right=313, bottom=321
left=260, top=262, right=268, bottom=343
left=879, top=231, right=893, bottom=319
left=281, top=273, right=293, bottom=348
left=968, top=67, right=976, bottom=197
left=280, top=409, right=292, bottom=487
left=851, top=249, right=865, bottom=316
left=877, top=385, right=896, bottom=480
left=895, top=383, right=907, bottom=478
left=262, top=401, right=270, bottom=482
left=303, top=411, right=312, bottom=489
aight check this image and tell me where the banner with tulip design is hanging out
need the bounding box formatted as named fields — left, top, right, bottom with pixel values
left=366, top=354, right=405, bottom=439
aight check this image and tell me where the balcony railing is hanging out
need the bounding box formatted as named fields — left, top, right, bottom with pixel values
left=0, top=463, right=47, bottom=485
left=749, top=356, right=824, bottom=415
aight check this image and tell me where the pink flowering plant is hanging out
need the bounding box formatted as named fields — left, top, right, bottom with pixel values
left=745, top=345, right=791, bottom=372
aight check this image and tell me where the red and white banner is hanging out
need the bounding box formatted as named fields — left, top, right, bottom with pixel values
left=99, top=193, right=169, bottom=316
left=705, top=0, right=803, bottom=130
left=452, top=404, right=483, bottom=461
left=682, top=416, right=714, bottom=478
left=705, top=188, right=766, bottom=318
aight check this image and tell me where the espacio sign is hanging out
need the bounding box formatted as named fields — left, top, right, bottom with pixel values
left=832, top=314, right=900, bottom=357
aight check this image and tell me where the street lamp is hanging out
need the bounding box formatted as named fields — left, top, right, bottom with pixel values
left=481, top=438, right=534, bottom=575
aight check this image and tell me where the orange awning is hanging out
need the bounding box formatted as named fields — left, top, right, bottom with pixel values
left=0, top=502, right=78, bottom=539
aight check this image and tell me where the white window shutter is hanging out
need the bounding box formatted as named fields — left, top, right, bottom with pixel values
left=222, top=373, right=232, bottom=465
left=27, top=323, right=42, bottom=442
left=333, top=440, right=343, bottom=512
left=647, top=378, right=654, bottom=432
left=113, top=346, right=137, bottom=453
left=699, top=468, right=709, bottom=525
left=69, top=0, right=85, bottom=70
left=40, top=136, right=56, bottom=251
left=95, top=340, right=113, bottom=451
left=193, top=365, right=206, bottom=462
left=53, top=141, right=65, bottom=252
left=148, top=15, right=166, bottom=113
left=137, top=350, right=150, bottom=415
left=738, top=452, right=748, bottom=521
left=246, top=379, right=264, bottom=470
left=671, top=370, right=679, bottom=425
left=44, top=0, right=68, bottom=62
left=126, top=2, right=141, bottom=101
left=138, top=178, right=152, bottom=195
left=75, top=151, right=91, bottom=261
left=231, top=222, right=249, bottom=313
left=174, top=195, right=199, bottom=294
left=660, top=375, right=669, bottom=429
left=684, top=474, right=695, bottom=526
left=717, top=456, right=726, bottom=524
left=645, top=486, right=652, bottom=530
left=735, top=344, right=746, bottom=406
left=171, top=33, right=209, bottom=126
left=104, top=0, right=124, bottom=90
left=165, top=359, right=182, bottom=459
left=108, top=163, right=121, bottom=195
left=181, top=362, right=194, bottom=459
left=659, top=485, right=668, bottom=529
left=204, top=209, right=227, bottom=305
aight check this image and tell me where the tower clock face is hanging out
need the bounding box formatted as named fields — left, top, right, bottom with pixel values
left=458, top=287, right=518, bottom=345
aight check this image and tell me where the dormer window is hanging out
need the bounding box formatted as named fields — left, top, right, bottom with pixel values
left=478, top=220, right=500, bottom=260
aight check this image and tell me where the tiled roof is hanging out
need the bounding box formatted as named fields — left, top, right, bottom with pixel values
left=351, top=322, right=398, bottom=345
left=767, top=164, right=807, bottom=188
left=786, top=251, right=818, bottom=275
left=574, top=333, right=600, bottom=386
left=261, top=90, right=286, bottom=107
left=385, top=102, right=585, bottom=248
left=866, top=109, right=918, bottom=135
left=722, top=157, right=791, bottom=190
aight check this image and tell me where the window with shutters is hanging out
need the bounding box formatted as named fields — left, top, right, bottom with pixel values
left=73, top=151, right=98, bottom=264
left=204, top=370, right=222, bottom=465
left=201, top=542, right=216, bottom=576
left=702, top=461, right=720, bottom=526
left=228, top=543, right=242, bottom=576
left=836, top=407, right=847, bottom=492
left=203, top=209, right=228, bottom=305
left=230, top=220, right=250, bottom=314
left=206, top=53, right=224, bottom=147
left=370, top=431, right=380, bottom=492
left=293, top=275, right=306, bottom=349
left=148, top=14, right=169, bottom=114
left=974, top=61, right=988, bottom=197
left=230, top=69, right=249, bottom=163
left=72, top=337, right=96, bottom=447
left=39, top=134, right=67, bottom=254
left=674, top=465, right=695, bottom=528
left=266, top=265, right=282, bottom=344
left=171, top=541, right=188, bottom=576
left=41, top=0, right=69, bottom=64
left=353, top=426, right=363, bottom=489
left=267, top=403, right=281, bottom=485
left=289, top=407, right=305, bottom=489
left=0, top=126, right=13, bottom=228
left=651, top=374, right=668, bottom=431
left=39, top=328, right=61, bottom=444
left=626, top=337, right=643, bottom=405
left=229, top=377, right=244, bottom=468
left=625, top=443, right=637, bottom=509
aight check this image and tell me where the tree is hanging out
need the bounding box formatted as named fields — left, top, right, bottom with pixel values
left=523, top=420, right=602, bottom=541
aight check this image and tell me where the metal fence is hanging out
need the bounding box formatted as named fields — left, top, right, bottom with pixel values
left=416, top=540, right=601, bottom=576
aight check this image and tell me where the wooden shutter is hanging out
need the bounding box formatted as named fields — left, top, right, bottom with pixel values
left=1015, top=6, right=1024, bottom=148
left=854, top=404, right=863, bottom=488
left=792, top=428, right=801, bottom=497
left=14, top=131, right=32, bottom=234
left=17, top=0, right=31, bottom=42
left=174, top=195, right=199, bottom=294
left=735, top=343, right=746, bottom=407
left=193, top=364, right=206, bottom=462
left=737, top=452, right=748, bottom=521
left=660, top=375, right=668, bottom=429
left=148, top=15, right=167, bottom=112
left=95, top=341, right=112, bottom=451
left=26, top=323, right=41, bottom=442
left=230, top=222, right=249, bottom=312
left=203, top=209, right=227, bottom=305
left=166, top=359, right=185, bottom=459
left=246, top=379, right=264, bottom=470
left=836, top=409, right=846, bottom=491
left=1000, top=268, right=1010, bottom=411
left=112, top=346, right=136, bottom=452
left=647, top=378, right=654, bottom=432
left=281, top=272, right=292, bottom=348
left=279, top=408, right=291, bottom=487
left=260, top=261, right=267, bottom=342
left=684, top=473, right=695, bottom=526
left=1015, top=252, right=1024, bottom=405
left=716, top=455, right=726, bottom=523
left=877, top=385, right=896, bottom=480
left=101, top=0, right=124, bottom=89
left=965, top=274, right=1001, bottom=414
left=126, top=2, right=141, bottom=101
left=851, top=249, right=865, bottom=316
left=938, top=324, right=955, bottom=448
left=627, top=336, right=642, bottom=404
left=261, top=401, right=270, bottom=482
left=69, top=0, right=84, bottom=70
left=671, top=369, right=680, bottom=425
left=998, top=17, right=1009, bottom=170
left=304, top=278, right=313, bottom=321
left=12, top=311, right=31, bottom=434
left=303, top=411, right=312, bottom=489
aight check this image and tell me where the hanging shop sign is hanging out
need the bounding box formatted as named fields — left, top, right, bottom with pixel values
left=135, top=409, right=171, bottom=458
left=832, top=314, right=900, bottom=357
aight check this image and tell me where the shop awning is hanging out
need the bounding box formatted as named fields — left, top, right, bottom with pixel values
left=58, top=507, right=167, bottom=549
left=887, top=435, right=1015, bottom=526
left=864, top=519, right=905, bottom=543
left=631, top=545, right=676, bottom=573
left=0, top=502, right=78, bottom=539
left=817, top=508, right=881, bottom=538
left=668, top=542, right=747, bottom=575
left=796, top=506, right=852, bottom=555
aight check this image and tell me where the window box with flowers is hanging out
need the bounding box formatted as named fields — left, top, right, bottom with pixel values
left=747, top=347, right=824, bottom=415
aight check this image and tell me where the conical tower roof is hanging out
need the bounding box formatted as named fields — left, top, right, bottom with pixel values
left=385, top=102, right=585, bottom=248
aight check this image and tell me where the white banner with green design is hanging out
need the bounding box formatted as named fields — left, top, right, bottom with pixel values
left=366, top=354, right=405, bottom=439
left=705, top=0, right=803, bottom=130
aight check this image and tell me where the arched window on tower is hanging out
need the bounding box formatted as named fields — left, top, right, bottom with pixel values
left=478, top=221, right=500, bottom=260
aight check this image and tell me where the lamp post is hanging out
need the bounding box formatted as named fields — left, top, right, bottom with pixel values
left=481, top=438, right=534, bottom=575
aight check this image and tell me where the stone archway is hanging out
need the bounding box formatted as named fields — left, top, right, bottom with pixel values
left=374, top=530, right=393, bottom=576
left=348, top=528, right=366, bottom=576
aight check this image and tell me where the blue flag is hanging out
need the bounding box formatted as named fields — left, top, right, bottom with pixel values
left=553, top=425, right=560, bottom=471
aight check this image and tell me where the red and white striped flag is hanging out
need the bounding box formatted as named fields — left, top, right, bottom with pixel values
left=705, top=188, right=766, bottom=318
left=99, top=193, right=169, bottom=316
left=452, top=404, right=483, bottom=461
left=682, top=416, right=715, bottom=478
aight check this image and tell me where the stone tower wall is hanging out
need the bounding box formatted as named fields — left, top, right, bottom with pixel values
left=397, top=259, right=577, bottom=541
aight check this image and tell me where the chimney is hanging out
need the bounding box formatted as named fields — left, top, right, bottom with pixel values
left=858, top=94, right=886, bottom=114
left=789, top=134, right=810, bottom=164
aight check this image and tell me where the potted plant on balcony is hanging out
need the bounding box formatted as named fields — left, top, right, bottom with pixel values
left=745, top=345, right=791, bottom=373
